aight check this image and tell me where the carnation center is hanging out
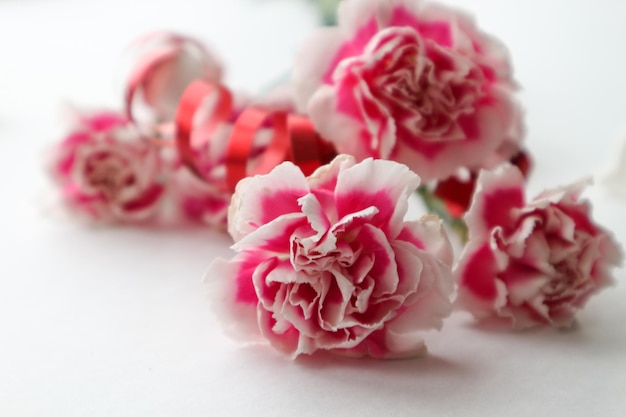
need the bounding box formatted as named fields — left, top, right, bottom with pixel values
left=84, top=150, right=136, bottom=198
left=363, top=29, right=485, bottom=140
left=290, top=234, right=361, bottom=274
left=541, top=237, right=594, bottom=304
left=288, top=229, right=386, bottom=321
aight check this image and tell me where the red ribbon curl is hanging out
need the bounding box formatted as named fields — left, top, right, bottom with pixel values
left=174, top=79, right=337, bottom=192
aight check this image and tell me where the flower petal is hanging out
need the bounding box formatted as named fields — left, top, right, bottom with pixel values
left=335, top=158, right=421, bottom=237
left=455, top=241, right=508, bottom=317
left=228, top=162, right=310, bottom=241
left=398, top=214, right=453, bottom=267
left=465, top=163, right=526, bottom=239
left=204, top=256, right=261, bottom=341
left=233, top=212, right=309, bottom=253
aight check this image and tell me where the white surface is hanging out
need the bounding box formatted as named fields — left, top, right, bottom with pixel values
left=1, top=0, right=625, bottom=416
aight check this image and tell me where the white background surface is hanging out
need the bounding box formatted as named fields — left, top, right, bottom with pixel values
left=1, top=0, right=625, bottom=416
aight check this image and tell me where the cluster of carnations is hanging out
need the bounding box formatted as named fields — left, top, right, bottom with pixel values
left=49, top=0, right=622, bottom=359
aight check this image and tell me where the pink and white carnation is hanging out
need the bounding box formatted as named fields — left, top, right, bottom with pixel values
left=171, top=168, right=231, bottom=228
left=455, top=164, right=623, bottom=328
left=207, top=155, right=454, bottom=358
left=51, top=110, right=166, bottom=222
left=294, top=0, right=521, bottom=182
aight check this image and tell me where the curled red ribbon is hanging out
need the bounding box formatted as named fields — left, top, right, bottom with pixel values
left=225, top=107, right=290, bottom=191
left=175, top=80, right=232, bottom=179
left=174, top=79, right=337, bottom=192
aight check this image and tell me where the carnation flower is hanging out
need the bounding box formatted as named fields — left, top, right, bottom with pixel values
left=294, top=0, right=521, bottom=182
left=455, top=164, right=623, bottom=328
left=207, top=155, right=454, bottom=358
left=170, top=168, right=232, bottom=228
left=50, top=110, right=166, bottom=222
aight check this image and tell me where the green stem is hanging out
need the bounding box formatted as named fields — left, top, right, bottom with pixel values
left=313, top=0, right=340, bottom=25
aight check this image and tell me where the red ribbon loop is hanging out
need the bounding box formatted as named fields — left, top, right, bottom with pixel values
left=174, top=79, right=337, bottom=192
left=225, top=107, right=290, bottom=191
left=175, top=80, right=232, bottom=179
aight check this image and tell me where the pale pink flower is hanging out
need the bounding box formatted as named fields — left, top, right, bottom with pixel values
left=171, top=169, right=231, bottom=227
left=294, top=0, right=521, bottom=182
left=207, top=155, right=454, bottom=358
left=125, top=32, right=223, bottom=137
left=455, top=164, right=623, bottom=328
left=51, top=111, right=166, bottom=222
